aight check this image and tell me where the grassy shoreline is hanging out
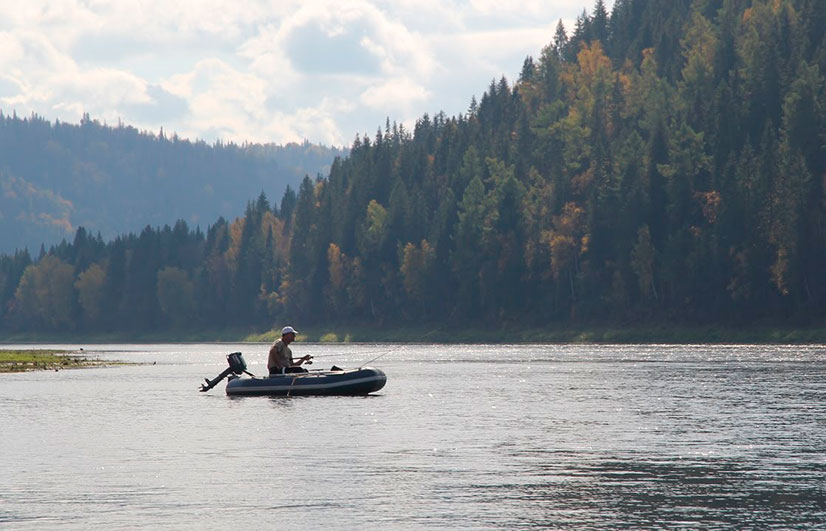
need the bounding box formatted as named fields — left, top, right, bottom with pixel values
left=0, top=349, right=117, bottom=373
left=2, top=323, right=826, bottom=345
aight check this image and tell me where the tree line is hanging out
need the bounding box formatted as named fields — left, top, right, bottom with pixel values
left=1, top=0, right=824, bottom=333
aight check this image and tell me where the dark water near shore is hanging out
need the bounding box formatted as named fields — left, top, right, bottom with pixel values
left=1, top=343, right=825, bottom=529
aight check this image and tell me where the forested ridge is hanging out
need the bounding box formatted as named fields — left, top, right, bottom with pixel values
left=0, top=112, right=345, bottom=254
left=2, top=0, right=825, bottom=335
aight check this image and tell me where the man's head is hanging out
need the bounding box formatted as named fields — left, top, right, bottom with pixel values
left=281, top=325, right=298, bottom=342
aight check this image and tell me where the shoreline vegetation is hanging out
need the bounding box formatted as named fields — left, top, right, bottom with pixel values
left=0, top=349, right=122, bottom=373
left=2, top=323, right=826, bottom=345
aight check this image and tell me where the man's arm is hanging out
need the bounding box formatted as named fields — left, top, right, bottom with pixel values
left=290, top=354, right=313, bottom=366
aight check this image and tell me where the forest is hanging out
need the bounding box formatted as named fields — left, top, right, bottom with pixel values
left=0, top=112, right=345, bottom=254
left=1, top=0, right=824, bottom=335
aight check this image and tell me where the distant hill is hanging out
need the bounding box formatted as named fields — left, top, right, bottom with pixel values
left=0, top=112, right=347, bottom=253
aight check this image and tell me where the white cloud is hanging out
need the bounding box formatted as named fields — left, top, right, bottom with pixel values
left=360, top=77, right=430, bottom=110
left=277, top=98, right=353, bottom=145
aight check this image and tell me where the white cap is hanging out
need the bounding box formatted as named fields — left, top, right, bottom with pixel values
left=281, top=326, right=298, bottom=335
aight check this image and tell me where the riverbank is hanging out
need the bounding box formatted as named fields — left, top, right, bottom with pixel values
left=3, top=323, right=826, bottom=344
left=0, top=349, right=117, bottom=373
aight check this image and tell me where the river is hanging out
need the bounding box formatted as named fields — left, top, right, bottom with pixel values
left=1, top=343, right=825, bottom=529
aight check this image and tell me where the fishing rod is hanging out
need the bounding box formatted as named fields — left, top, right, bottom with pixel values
left=358, top=345, right=403, bottom=369
left=302, top=346, right=396, bottom=358
left=290, top=345, right=402, bottom=362
left=284, top=345, right=401, bottom=368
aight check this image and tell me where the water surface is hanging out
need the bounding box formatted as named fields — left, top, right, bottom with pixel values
left=2, top=343, right=825, bottom=529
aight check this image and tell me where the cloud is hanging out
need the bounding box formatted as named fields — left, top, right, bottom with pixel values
left=0, top=76, right=23, bottom=100
left=71, top=33, right=156, bottom=64
left=124, top=85, right=189, bottom=123
left=0, top=31, right=25, bottom=67
left=162, top=59, right=268, bottom=138
left=285, top=19, right=382, bottom=75
left=243, top=0, right=436, bottom=78
left=360, top=78, right=429, bottom=110
left=160, top=58, right=348, bottom=145
left=429, top=25, right=559, bottom=77
left=0, top=0, right=613, bottom=147
left=277, top=98, right=353, bottom=145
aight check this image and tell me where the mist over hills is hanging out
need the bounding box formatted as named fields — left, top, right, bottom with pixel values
left=0, top=112, right=347, bottom=253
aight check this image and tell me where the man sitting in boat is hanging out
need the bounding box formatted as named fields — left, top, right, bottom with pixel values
left=268, top=326, right=313, bottom=375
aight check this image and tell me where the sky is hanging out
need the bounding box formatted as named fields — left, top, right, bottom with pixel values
left=0, top=0, right=613, bottom=148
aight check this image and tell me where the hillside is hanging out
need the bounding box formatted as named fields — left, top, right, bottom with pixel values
left=1, top=0, right=825, bottom=335
left=0, top=113, right=347, bottom=253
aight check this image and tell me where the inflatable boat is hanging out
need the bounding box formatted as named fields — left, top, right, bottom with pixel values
left=199, top=352, right=387, bottom=396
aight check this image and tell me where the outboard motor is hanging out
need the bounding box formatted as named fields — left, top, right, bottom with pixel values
left=227, top=352, right=247, bottom=374
left=200, top=352, right=255, bottom=392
